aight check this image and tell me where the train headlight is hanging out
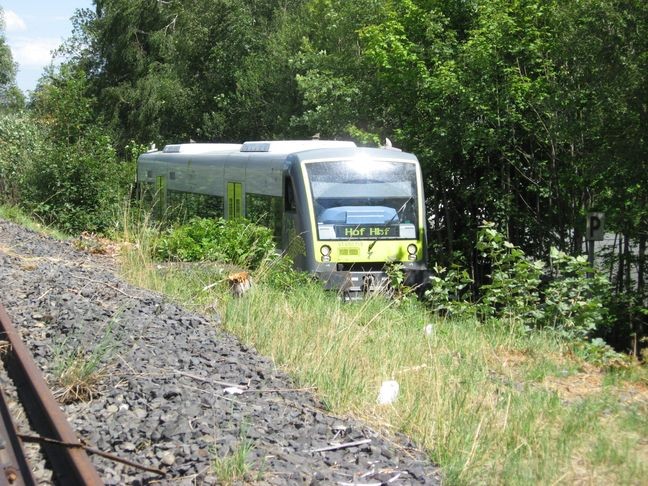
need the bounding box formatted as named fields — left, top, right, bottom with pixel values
left=407, top=244, right=417, bottom=260
left=320, top=245, right=331, bottom=261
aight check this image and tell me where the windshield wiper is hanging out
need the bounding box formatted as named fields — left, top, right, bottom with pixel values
left=367, top=196, right=413, bottom=252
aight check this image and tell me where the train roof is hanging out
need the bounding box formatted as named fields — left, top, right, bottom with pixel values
left=289, top=146, right=418, bottom=164
left=138, top=142, right=418, bottom=169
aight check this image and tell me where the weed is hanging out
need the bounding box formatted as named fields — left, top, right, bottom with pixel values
left=52, top=321, right=117, bottom=403
left=210, top=421, right=255, bottom=484
left=573, top=338, right=632, bottom=368
left=210, top=439, right=254, bottom=484
left=254, top=252, right=313, bottom=292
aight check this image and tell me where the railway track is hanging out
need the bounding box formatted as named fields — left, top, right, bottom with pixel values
left=0, top=303, right=102, bottom=485
left=0, top=387, right=34, bottom=485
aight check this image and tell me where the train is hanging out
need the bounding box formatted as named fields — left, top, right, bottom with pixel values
left=137, top=140, right=429, bottom=296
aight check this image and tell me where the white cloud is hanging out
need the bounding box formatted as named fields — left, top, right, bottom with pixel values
left=10, top=37, right=60, bottom=68
left=3, top=10, right=27, bottom=32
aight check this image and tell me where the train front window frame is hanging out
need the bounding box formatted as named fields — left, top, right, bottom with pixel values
left=304, top=159, right=419, bottom=241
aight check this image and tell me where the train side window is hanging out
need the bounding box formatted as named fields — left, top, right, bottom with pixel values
left=285, top=177, right=296, bottom=212
left=166, top=190, right=224, bottom=223
left=247, top=193, right=282, bottom=242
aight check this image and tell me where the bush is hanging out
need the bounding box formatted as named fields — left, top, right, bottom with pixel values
left=425, top=261, right=475, bottom=318
left=0, top=112, right=48, bottom=205
left=257, top=254, right=314, bottom=291
left=155, top=217, right=276, bottom=269
left=540, top=248, right=609, bottom=339
left=0, top=67, right=134, bottom=235
left=572, top=338, right=631, bottom=368
left=475, top=223, right=544, bottom=321
left=426, top=223, right=611, bottom=340
left=22, top=129, right=133, bottom=233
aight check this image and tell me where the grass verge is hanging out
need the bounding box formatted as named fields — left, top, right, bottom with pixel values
left=119, top=242, right=647, bottom=484
left=0, top=204, right=69, bottom=240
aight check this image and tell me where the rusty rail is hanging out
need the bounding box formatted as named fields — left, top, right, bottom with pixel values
left=0, top=387, right=35, bottom=485
left=0, top=303, right=103, bottom=485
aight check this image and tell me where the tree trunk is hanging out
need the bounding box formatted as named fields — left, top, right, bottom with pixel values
left=624, top=234, right=632, bottom=292
left=638, top=234, right=646, bottom=293
left=444, top=192, right=454, bottom=260
left=617, top=235, right=625, bottom=292
left=608, top=233, right=618, bottom=282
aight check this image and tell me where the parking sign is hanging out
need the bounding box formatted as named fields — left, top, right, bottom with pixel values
left=586, top=212, right=604, bottom=241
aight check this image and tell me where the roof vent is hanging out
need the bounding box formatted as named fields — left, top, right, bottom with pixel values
left=241, top=140, right=356, bottom=153
left=240, top=142, right=271, bottom=153
left=162, top=143, right=242, bottom=154
left=163, top=144, right=181, bottom=153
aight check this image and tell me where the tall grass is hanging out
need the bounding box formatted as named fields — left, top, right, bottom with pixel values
left=0, top=204, right=69, bottom=240
left=222, top=286, right=647, bottom=484
left=115, top=200, right=246, bottom=310
left=115, top=214, right=647, bottom=485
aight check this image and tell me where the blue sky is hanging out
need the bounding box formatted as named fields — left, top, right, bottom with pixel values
left=1, top=1, right=94, bottom=94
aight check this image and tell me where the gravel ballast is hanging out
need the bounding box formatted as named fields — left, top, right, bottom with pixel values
left=0, top=218, right=441, bottom=485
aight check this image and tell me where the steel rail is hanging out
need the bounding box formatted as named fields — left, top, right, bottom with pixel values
left=0, top=388, right=36, bottom=485
left=0, top=303, right=103, bottom=485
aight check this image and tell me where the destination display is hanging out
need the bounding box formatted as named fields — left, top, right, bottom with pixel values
left=335, top=225, right=400, bottom=238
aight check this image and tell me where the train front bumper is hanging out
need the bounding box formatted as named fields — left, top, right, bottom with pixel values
left=314, top=262, right=429, bottom=298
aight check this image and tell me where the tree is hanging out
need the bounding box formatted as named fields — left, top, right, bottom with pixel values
left=62, top=0, right=307, bottom=146
left=0, top=7, right=24, bottom=111
left=28, top=64, right=131, bottom=233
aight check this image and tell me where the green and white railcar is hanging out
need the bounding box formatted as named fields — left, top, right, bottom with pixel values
left=137, top=140, right=429, bottom=295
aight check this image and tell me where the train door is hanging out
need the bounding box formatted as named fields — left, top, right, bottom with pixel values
left=156, top=174, right=167, bottom=218
left=227, top=182, right=243, bottom=219
left=282, top=175, right=307, bottom=269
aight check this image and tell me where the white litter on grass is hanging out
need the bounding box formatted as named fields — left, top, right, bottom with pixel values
left=223, top=386, right=245, bottom=395
left=377, top=380, right=399, bottom=405
left=424, top=323, right=434, bottom=336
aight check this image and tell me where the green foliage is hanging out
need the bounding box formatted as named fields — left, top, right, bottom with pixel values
left=427, top=224, right=611, bottom=340
left=62, top=0, right=306, bottom=145
left=210, top=421, right=255, bottom=484
left=542, top=248, right=610, bottom=339
left=256, top=253, right=314, bottom=292
left=476, top=223, right=545, bottom=321
left=595, top=290, right=647, bottom=355
left=24, top=65, right=133, bottom=234
left=383, top=261, right=418, bottom=303
left=52, top=320, right=117, bottom=403
left=0, top=84, right=132, bottom=235
left=0, top=204, right=69, bottom=239
left=572, top=338, right=631, bottom=368
left=0, top=112, right=48, bottom=204
left=155, top=218, right=276, bottom=270
left=23, top=132, right=131, bottom=233
left=425, top=261, right=475, bottom=318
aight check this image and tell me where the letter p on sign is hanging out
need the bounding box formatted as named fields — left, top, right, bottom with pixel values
left=586, top=212, right=605, bottom=241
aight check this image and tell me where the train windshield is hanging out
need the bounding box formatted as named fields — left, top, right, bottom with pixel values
left=305, top=160, right=419, bottom=240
